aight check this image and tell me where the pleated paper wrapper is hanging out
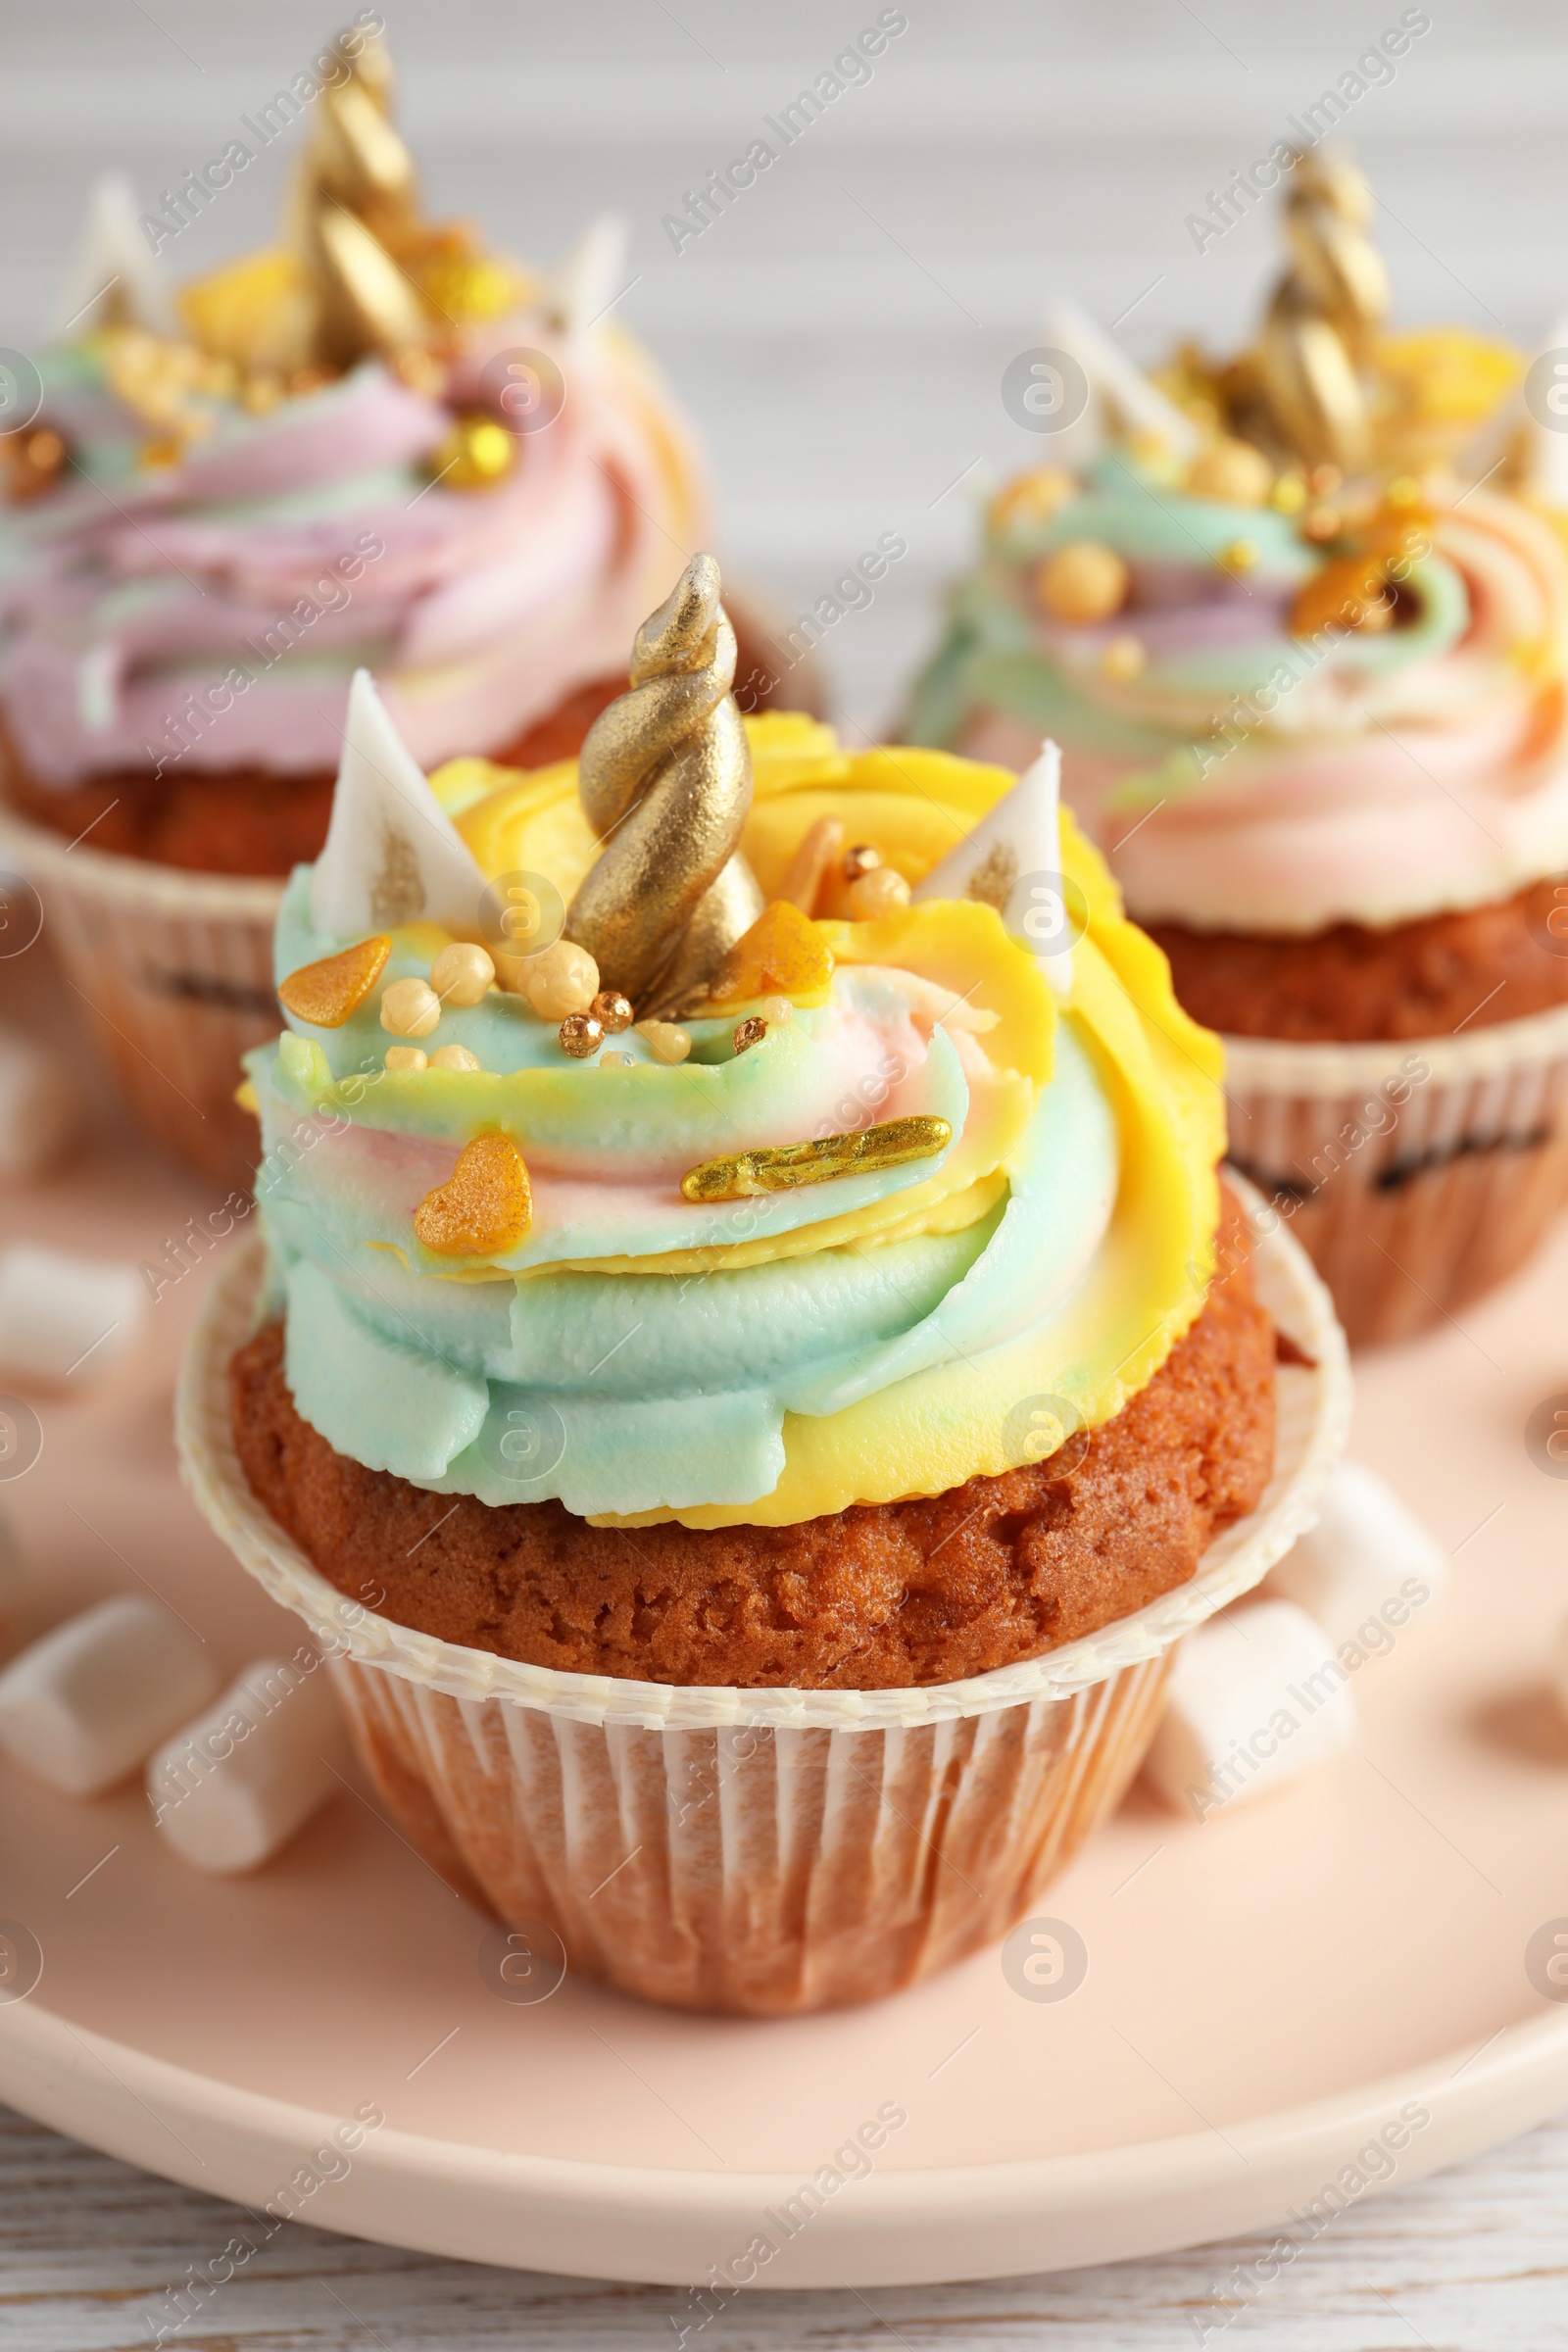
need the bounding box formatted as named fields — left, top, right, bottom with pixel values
left=0, top=801, right=281, bottom=1186
left=176, top=1200, right=1349, bottom=2016
left=1223, top=999, right=1568, bottom=1348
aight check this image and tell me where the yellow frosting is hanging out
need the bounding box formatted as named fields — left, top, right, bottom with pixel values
left=428, top=717, right=1226, bottom=1528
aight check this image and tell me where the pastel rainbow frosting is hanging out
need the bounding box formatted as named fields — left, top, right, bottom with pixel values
left=244, top=712, right=1226, bottom=1529
left=0, top=314, right=708, bottom=789
left=908, top=451, right=1568, bottom=938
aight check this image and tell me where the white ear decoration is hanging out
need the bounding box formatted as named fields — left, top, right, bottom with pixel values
left=1040, top=299, right=1201, bottom=471
left=557, top=213, right=630, bottom=343
left=48, top=172, right=177, bottom=339
left=310, top=670, right=490, bottom=938
left=914, top=738, right=1075, bottom=1000
left=1506, top=318, right=1568, bottom=508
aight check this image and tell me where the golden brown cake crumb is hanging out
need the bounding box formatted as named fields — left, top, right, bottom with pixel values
left=1149, top=879, right=1568, bottom=1042
left=230, top=1199, right=1275, bottom=1690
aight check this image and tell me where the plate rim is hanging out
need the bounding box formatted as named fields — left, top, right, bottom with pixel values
left=4, top=1989, right=1565, bottom=2287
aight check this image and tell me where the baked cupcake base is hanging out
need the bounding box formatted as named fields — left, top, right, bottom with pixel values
left=1148, top=882, right=1568, bottom=1043
left=227, top=1193, right=1276, bottom=1689
left=175, top=1193, right=1348, bottom=2016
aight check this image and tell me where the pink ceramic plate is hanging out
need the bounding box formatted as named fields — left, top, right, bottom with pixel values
left=1, top=1039, right=1566, bottom=2286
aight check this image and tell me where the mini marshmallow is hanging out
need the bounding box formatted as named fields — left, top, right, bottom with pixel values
left=0, top=1596, right=218, bottom=1796
left=147, top=1656, right=348, bottom=1874
left=0, top=1242, right=147, bottom=1383
left=1266, top=1459, right=1448, bottom=1655
left=0, top=1023, right=79, bottom=1182
left=1143, top=1598, right=1357, bottom=1820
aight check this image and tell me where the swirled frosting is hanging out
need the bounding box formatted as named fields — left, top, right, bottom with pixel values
left=244, top=715, right=1225, bottom=1528
left=0, top=317, right=708, bottom=787
left=909, top=451, right=1568, bottom=935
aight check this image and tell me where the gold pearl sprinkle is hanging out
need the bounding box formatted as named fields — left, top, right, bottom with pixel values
left=680, top=1114, right=953, bottom=1203
left=1218, top=539, right=1260, bottom=574
left=560, top=1012, right=605, bottom=1058
left=590, top=989, right=634, bottom=1033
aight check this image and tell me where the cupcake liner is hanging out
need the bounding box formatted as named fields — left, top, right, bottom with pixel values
left=175, top=1196, right=1348, bottom=2015
left=0, top=799, right=280, bottom=1187
left=1223, top=1001, right=1568, bottom=1348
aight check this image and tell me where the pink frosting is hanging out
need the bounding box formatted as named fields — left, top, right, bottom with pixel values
left=0, top=319, right=709, bottom=786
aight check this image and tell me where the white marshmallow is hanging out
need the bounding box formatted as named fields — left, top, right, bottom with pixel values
left=913, top=739, right=1074, bottom=998
left=1265, top=1459, right=1448, bottom=1656
left=0, top=1242, right=147, bottom=1383
left=148, top=1657, right=348, bottom=1874
left=1143, top=1599, right=1357, bottom=1820
left=309, top=670, right=489, bottom=940
left=0, top=1596, right=218, bottom=1797
left=0, top=1024, right=79, bottom=1182
left=0, top=1508, right=25, bottom=1654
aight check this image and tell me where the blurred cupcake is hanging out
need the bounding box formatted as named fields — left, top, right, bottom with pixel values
left=176, top=555, right=1346, bottom=2015
left=909, top=148, right=1568, bottom=1345
left=0, top=28, right=797, bottom=1182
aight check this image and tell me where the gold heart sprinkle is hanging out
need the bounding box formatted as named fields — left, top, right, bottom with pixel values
left=277, top=934, right=392, bottom=1027
left=680, top=1114, right=952, bottom=1203
left=414, top=1133, right=532, bottom=1257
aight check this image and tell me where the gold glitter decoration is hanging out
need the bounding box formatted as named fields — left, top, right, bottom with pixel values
left=1253, top=148, right=1390, bottom=472
left=841, top=843, right=882, bottom=881
left=705, top=900, right=833, bottom=1005
left=731, top=1015, right=767, bottom=1054
left=564, top=554, right=762, bottom=1015
left=680, top=1115, right=954, bottom=1204
left=415, top=1132, right=532, bottom=1257
left=963, top=842, right=1020, bottom=913
left=277, top=933, right=391, bottom=1027
left=430, top=413, right=515, bottom=491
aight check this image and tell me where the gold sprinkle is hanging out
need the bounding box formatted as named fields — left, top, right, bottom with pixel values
left=635, top=1019, right=691, bottom=1064
left=414, top=1133, right=532, bottom=1257
left=431, top=414, right=515, bottom=491
left=559, top=1012, right=604, bottom=1057
left=277, top=934, right=392, bottom=1028
left=590, top=989, right=634, bottom=1033
left=842, top=843, right=882, bottom=882
left=706, top=901, right=834, bottom=1005
left=1217, top=538, right=1259, bottom=574
left=779, top=815, right=845, bottom=915
left=731, top=1015, right=767, bottom=1054
left=680, top=1115, right=953, bottom=1203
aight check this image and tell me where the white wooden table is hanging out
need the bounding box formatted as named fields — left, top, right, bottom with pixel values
left=2, top=2099, right=1564, bottom=2348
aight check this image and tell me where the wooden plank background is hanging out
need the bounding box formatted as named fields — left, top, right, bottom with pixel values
left=3, top=3, right=1568, bottom=2340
